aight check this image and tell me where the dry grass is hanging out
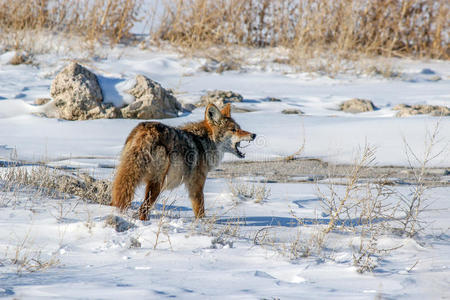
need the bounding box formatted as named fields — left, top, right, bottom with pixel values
left=1, top=0, right=446, bottom=71
left=6, top=227, right=61, bottom=274
left=152, top=0, right=449, bottom=64
left=0, top=165, right=112, bottom=206
left=0, top=0, right=142, bottom=51
left=229, top=180, right=271, bottom=203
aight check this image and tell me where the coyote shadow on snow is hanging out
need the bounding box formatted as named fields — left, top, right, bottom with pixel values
left=136, top=202, right=386, bottom=228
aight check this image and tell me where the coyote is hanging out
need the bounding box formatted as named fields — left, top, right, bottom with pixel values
left=111, top=103, right=256, bottom=220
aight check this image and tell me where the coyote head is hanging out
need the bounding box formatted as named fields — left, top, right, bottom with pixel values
left=205, top=103, right=256, bottom=158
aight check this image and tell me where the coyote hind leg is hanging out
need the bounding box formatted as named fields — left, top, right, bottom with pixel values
left=138, top=159, right=170, bottom=221
left=138, top=181, right=161, bottom=221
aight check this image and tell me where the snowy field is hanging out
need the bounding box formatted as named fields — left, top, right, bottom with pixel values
left=0, top=47, right=449, bottom=167
left=0, top=43, right=449, bottom=299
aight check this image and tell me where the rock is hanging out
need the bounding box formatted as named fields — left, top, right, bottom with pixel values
left=281, top=109, right=304, bottom=115
left=35, top=98, right=51, bottom=105
left=393, top=104, right=450, bottom=117
left=210, top=237, right=233, bottom=249
left=104, top=104, right=122, bottom=119
left=128, top=237, right=141, bottom=248
left=266, top=97, right=281, bottom=102
left=420, top=68, right=435, bottom=75
left=200, top=59, right=241, bottom=73
left=232, top=106, right=255, bottom=113
left=198, top=90, right=243, bottom=108
left=50, top=62, right=107, bottom=120
left=49, top=62, right=181, bottom=120
left=339, top=98, right=376, bottom=113
left=105, top=215, right=136, bottom=232
left=121, top=75, right=182, bottom=119
left=429, top=75, right=442, bottom=82
left=182, top=103, right=197, bottom=112
left=392, top=104, right=408, bottom=110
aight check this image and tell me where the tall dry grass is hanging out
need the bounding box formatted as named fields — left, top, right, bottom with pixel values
left=0, top=0, right=448, bottom=66
left=152, top=0, right=449, bottom=60
left=0, top=0, right=142, bottom=50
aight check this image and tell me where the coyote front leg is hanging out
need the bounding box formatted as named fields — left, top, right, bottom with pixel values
left=187, top=174, right=206, bottom=218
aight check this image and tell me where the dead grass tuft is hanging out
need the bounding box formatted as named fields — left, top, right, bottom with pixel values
left=229, top=180, right=271, bottom=203
left=0, top=165, right=112, bottom=205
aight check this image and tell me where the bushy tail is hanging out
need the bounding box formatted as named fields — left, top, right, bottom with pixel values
left=111, top=144, right=144, bottom=210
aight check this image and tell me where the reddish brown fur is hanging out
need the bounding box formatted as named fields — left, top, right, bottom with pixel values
left=111, top=104, right=255, bottom=220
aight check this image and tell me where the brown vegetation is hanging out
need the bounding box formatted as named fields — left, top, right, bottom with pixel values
left=0, top=0, right=448, bottom=65
left=153, top=0, right=449, bottom=60
left=0, top=0, right=142, bottom=49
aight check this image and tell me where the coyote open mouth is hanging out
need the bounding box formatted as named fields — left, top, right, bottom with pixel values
left=235, top=141, right=245, bottom=158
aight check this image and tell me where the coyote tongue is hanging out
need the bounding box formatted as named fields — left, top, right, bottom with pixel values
left=235, top=142, right=245, bottom=158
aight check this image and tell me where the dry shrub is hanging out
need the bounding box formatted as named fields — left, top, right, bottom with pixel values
left=0, top=0, right=142, bottom=50
left=6, top=228, right=60, bottom=274
left=229, top=180, right=271, bottom=203
left=152, top=0, right=449, bottom=60
left=397, top=120, right=447, bottom=237
left=0, top=166, right=112, bottom=205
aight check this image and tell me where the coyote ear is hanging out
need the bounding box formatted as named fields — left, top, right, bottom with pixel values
left=205, top=104, right=222, bottom=124
left=221, top=103, right=231, bottom=117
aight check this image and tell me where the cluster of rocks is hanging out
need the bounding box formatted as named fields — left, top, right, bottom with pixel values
left=265, top=97, right=281, bottom=102
left=339, top=98, right=377, bottom=113
left=393, top=104, right=450, bottom=117
left=36, top=62, right=449, bottom=120
left=338, top=98, right=449, bottom=117
left=38, top=61, right=247, bottom=120
left=197, top=90, right=243, bottom=109
left=104, top=215, right=136, bottom=233
left=281, top=109, right=303, bottom=115
left=39, top=62, right=182, bottom=121
left=199, top=59, right=241, bottom=74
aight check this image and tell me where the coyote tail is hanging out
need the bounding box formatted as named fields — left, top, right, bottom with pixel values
left=111, top=142, right=144, bottom=210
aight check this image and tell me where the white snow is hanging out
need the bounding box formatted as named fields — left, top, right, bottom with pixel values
left=0, top=39, right=449, bottom=299
left=0, top=46, right=449, bottom=168
left=0, top=178, right=449, bottom=299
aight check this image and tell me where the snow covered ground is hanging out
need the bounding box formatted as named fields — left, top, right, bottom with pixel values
left=0, top=47, right=449, bottom=167
left=0, top=43, right=449, bottom=299
left=0, top=174, right=449, bottom=299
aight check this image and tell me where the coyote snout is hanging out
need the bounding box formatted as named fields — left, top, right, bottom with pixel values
left=111, top=103, right=256, bottom=220
left=227, top=129, right=256, bottom=158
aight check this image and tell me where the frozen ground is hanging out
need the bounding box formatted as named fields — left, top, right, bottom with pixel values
left=0, top=43, right=449, bottom=299
left=0, top=46, right=449, bottom=168
left=0, top=174, right=449, bottom=299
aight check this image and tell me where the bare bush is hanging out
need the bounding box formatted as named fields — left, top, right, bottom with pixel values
left=396, top=120, right=447, bottom=237
left=349, top=180, right=399, bottom=273
left=280, top=145, right=398, bottom=271
left=319, top=145, right=378, bottom=234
